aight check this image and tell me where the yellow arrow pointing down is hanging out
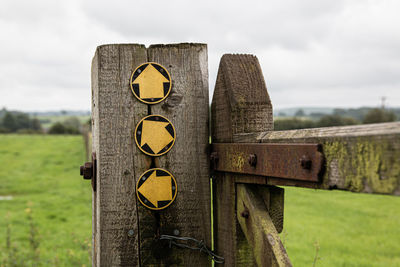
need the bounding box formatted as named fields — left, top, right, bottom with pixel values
left=138, top=171, right=172, bottom=208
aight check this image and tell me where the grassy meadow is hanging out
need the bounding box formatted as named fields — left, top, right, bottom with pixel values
left=0, top=134, right=400, bottom=266
left=0, top=135, right=91, bottom=266
left=283, top=187, right=400, bottom=266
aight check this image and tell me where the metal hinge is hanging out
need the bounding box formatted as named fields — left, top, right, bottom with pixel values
left=211, top=143, right=325, bottom=182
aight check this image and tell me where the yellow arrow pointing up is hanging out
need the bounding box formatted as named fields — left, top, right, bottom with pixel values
left=138, top=171, right=172, bottom=208
left=132, top=64, right=169, bottom=99
left=141, top=120, right=174, bottom=154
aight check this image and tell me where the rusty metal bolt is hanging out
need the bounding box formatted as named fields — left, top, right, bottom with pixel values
left=248, top=154, right=257, bottom=167
left=241, top=210, right=249, bottom=219
left=210, top=152, right=219, bottom=167
left=300, top=155, right=312, bottom=170
left=80, top=162, right=93, bottom=180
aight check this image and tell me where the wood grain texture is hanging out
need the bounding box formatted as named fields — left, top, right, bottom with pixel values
left=211, top=54, right=274, bottom=266
left=145, top=43, right=211, bottom=266
left=236, top=185, right=292, bottom=267
left=92, top=43, right=211, bottom=266
left=92, top=44, right=149, bottom=266
left=256, top=186, right=284, bottom=234
left=234, top=122, right=400, bottom=195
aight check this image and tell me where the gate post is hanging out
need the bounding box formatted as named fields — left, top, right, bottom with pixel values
left=211, top=54, right=274, bottom=265
left=91, top=43, right=211, bottom=266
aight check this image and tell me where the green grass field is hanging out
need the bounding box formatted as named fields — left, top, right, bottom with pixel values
left=0, top=135, right=399, bottom=266
left=283, top=187, right=400, bottom=266
left=0, top=135, right=91, bottom=266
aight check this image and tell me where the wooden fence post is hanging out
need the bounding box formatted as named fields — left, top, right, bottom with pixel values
left=211, top=54, right=275, bottom=265
left=91, top=43, right=211, bottom=266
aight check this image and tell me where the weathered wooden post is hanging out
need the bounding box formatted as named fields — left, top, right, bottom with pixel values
left=90, top=43, right=211, bottom=266
left=211, top=54, right=290, bottom=266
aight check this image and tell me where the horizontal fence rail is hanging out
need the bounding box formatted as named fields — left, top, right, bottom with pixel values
left=233, top=122, right=400, bottom=195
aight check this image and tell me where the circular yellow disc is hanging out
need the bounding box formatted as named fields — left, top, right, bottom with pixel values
left=134, top=115, right=176, bottom=157
left=130, top=62, right=172, bottom=104
left=136, top=168, right=178, bottom=210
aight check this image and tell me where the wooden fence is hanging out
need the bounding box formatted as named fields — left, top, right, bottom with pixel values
left=83, top=43, right=400, bottom=266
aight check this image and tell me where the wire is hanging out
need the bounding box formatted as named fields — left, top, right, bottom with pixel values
left=159, top=234, right=225, bottom=264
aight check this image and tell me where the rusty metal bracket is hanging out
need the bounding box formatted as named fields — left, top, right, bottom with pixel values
left=211, top=143, right=324, bottom=182
left=80, top=152, right=97, bottom=191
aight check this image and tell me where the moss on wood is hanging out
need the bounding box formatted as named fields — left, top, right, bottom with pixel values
left=323, top=138, right=400, bottom=194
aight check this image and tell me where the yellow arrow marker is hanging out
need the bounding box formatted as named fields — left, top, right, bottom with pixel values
left=138, top=171, right=172, bottom=208
left=141, top=120, right=174, bottom=154
left=132, top=64, right=169, bottom=99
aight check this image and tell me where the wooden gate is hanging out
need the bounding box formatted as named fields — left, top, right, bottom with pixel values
left=82, top=43, right=400, bottom=266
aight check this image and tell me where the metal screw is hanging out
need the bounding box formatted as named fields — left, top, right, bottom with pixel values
left=173, top=229, right=180, bottom=236
left=248, top=154, right=257, bottom=167
left=241, top=210, right=249, bottom=219
left=80, top=162, right=93, bottom=180
left=300, top=155, right=312, bottom=170
left=210, top=152, right=219, bottom=168
left=128, top=229, right=134, bottom=237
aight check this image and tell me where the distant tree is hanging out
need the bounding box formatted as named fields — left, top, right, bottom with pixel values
left=0, top=127, right=9, bottom=133
left=48, top=122, right=80, bottom=135
left=14, top=113, right=31, bottom=129
left=309, top=112, right=326, bottom=120
left=333, top=108, right=346, bottom=116
left=31, top=118, right=42, bottom=131
left=274, top=118, right=314, bottom=130
left=277, top=112, right=287, bottom=117
left=63, top=116, right=81, bottom=133
left=48, top=122, right=67, bottom=134
left=0, top=107, right=6, bottom=118
left=2, top=112, right=17, bottom=132
left=363, top=108, right=396, bottom=124
left=294, top=109, right=305, bottom=117
left=316, top=115, right=359, bottom=128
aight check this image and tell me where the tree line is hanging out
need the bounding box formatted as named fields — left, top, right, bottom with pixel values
left=0, top=109, right=83, bottom=134
left=274, top=108, right=398, bottom=130
left=0, top=110, right=42, bottom=133
left=0, top=107, right=398, bottom=134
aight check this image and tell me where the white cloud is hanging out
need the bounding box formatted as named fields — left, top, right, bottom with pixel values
left=0, top=0, right=399, bottom=110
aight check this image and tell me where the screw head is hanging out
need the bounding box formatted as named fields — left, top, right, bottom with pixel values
left=173, top=229, right=180, bottom=236
left=241, top=210, right=249, bottom=219
left=300, top=155, right=312, bottom=170
left=128, top=229, right=134, bottom=237
left=210, top=152, right=219, bottom=168
left=248, top=154, right=257, bottom=167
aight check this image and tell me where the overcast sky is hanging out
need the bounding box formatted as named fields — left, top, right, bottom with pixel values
left=0, top=0, right=399, bottom=111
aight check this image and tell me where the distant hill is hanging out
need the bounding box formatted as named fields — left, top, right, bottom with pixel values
left=274, top=107, right=335, bottom=117
left=275, top=106, right=400, bottom=121
left=26, top=110, right=90, bottom=116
